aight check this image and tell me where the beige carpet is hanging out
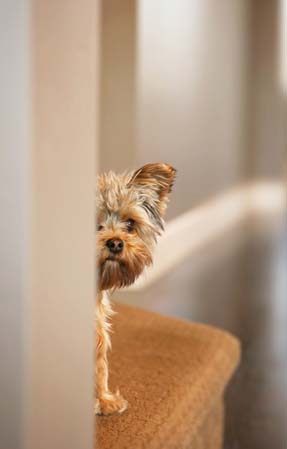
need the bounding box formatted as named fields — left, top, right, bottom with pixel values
left=95, top=304, right=240, bottom=449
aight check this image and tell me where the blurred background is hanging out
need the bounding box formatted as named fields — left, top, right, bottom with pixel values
left=98, top=1, right=286, bottom=449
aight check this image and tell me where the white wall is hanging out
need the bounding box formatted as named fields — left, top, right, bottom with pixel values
left=0, top=1, right=99, bottom=448
left=99, top=1, right=285, bottom=219
left=137, top=0, right=250, bottom=218
left=26, top=1, right=98, bottom=448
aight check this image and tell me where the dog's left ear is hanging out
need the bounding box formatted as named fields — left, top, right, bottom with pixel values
left=128, top=163, right=176, bottom=217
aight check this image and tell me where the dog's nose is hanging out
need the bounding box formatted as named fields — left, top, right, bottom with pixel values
left=106, top=238, right=124, bottom=254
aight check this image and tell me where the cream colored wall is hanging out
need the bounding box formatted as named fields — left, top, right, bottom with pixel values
left=248, top=0, right=285, bottom=179
left=100, top=0, right=136, bottom=173
left=99, top=1, right=285, bottom=219
left=1, top=1, right=99, bottom=448
left=137, top=0, right=250, bottom=218
left=99, top=1, right=251, bottom=218
left=25, top=1, right=99, bottom=448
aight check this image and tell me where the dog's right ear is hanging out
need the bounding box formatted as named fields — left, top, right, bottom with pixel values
left=128, top=163, right=176, bottom=219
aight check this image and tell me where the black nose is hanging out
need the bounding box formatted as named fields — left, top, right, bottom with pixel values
left=106, top=238, right=124, bottom=254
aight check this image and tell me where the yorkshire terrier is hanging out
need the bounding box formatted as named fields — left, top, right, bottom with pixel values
left=95, top=163, right=176, bottom=415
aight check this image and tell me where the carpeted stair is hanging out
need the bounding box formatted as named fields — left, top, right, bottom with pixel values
left=95, top=303, right=240, bottom=449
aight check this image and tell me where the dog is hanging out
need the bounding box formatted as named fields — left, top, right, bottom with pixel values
left=95, top=163, right=176, bottom=415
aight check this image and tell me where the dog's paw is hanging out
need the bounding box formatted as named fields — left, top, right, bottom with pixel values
left=95, top=391, right=128, bottom=416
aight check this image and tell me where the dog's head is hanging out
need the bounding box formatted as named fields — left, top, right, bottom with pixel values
left=96, top=163, right=176, bottom=291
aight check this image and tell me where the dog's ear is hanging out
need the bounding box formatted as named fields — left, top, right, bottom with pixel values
left=128, top=163, right=176, bottom=220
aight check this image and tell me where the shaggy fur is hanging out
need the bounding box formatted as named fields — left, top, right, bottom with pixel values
left=95, top=163, right=176, bottom=415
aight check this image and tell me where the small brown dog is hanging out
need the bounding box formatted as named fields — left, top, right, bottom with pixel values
left=95, top=163, right=176, bottom=415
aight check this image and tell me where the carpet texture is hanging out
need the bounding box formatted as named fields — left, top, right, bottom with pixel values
left=95, top=304, right=240, bottom=449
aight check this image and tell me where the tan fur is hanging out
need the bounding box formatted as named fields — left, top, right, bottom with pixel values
left=95, top=163, right=176, bottom=415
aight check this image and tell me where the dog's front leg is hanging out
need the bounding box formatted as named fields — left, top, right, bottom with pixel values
left=95, top=291, right=128, bottom=415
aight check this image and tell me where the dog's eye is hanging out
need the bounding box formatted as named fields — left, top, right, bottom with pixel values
left=126, top=219, right=135, bottom=232
left=97, top=225, right=104, bottom=232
